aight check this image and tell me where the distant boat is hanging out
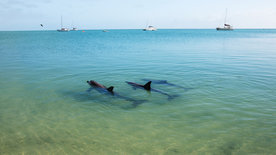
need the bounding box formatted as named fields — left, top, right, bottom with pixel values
left=143, top=26, right=157, bottom=31
left=103, top=30, right=109, bottom=32
left=57, top=28, right=70, bottom=32
left=216, top=24, right=233, bottom=31
left=216, top=9, right=233, bottom=31
left=57, top=16, right=70, bottom=32
left=71, top=27, right=78, bottom=31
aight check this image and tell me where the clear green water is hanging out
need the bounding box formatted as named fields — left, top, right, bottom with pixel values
left=0, top=29, right=275, bottom=154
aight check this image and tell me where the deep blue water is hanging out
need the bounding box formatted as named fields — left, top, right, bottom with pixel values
left=0, top=29, right=276, bottom=154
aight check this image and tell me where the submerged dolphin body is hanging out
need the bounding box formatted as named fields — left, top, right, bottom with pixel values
left=87, top=80, right=146, bottom=107
left=126, top=81, right=178, bottom=100
left=87, top=80, right=114, bottom=93
left=141, top=79, right=192, bottom=91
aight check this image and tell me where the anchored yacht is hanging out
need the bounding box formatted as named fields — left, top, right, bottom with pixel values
left=143, top=26, right=157, bottom=31
left=216, top=9, right=233, bottom=31
left=57, top=16, right=70, bottom=32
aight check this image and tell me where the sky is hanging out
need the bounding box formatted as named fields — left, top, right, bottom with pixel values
left=0, top=0, right=276, bottom=30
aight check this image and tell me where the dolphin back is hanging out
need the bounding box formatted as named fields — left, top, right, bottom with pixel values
left=107, top=86, right=114, bottom=92
left=143, top=81, right=152, bottom=90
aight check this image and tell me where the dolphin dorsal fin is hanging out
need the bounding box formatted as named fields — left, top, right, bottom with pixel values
left=107, top=86, right=114, bottom=92
left=143, top=81, right=151, bottom=90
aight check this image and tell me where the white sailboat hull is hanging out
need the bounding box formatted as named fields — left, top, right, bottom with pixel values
left=57, top=27, right=70, bottom=32
left=57, top=29, right=70, bottom=32
left=143, top=26, right=157, bottom=31
left=216, top=27, right=233, bottom=31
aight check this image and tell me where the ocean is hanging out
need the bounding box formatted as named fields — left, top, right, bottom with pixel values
left=0, top=29, right=275, bottom=154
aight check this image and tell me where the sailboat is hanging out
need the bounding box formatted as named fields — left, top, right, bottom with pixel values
left=142, top=20, right=157, bottom=31
left=57, top=16, right=70, bottom=32
left=143, top=26, right=157, bottom=31
left=71, top=21, right=78, bottom=31
left=216, top=9, right=233, bottom=31
left=71, top=27, right=77, bottom=31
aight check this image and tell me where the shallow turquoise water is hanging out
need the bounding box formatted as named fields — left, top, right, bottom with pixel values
left=0, top=29, right=276, bottom=154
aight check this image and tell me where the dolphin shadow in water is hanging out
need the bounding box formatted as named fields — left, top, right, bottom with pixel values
left=87, top=80, right=146, bottom=107
left=141, top=79, right=193, bottom=91
left=126, top=81, right=179, bottom=100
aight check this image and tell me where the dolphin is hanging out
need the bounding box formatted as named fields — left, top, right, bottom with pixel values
left=87, top=80, right=114, bottom=93
left=141, top=79, right=192, bottom=91
left=126, top=81, right=178, bottom=100
left=87, top=80, right=146, bottom=107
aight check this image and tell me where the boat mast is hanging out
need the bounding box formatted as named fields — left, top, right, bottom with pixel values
left=224, top=9, right=228, bottom=25
left=60, top=16, right=63, bottom=28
